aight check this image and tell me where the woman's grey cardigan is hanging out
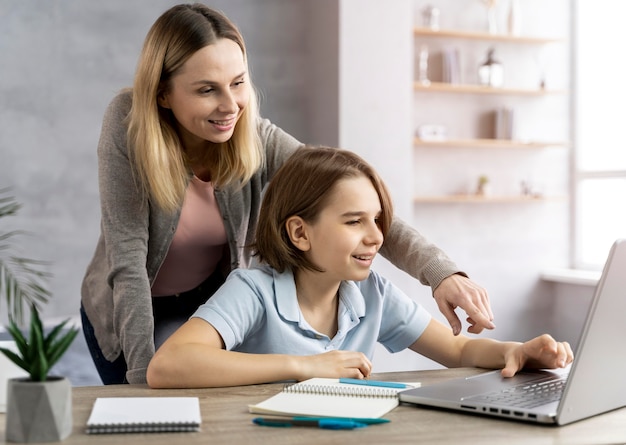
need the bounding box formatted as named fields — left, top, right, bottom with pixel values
left=81, top=91, right=463, bottom=384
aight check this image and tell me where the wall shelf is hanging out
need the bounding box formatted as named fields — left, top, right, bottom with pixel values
left=413, top=195, right=567, bottom=204
left=414, top=81, right=565, bottom=96
left=413, top=27, right=563, bottom=45
left=414, top=138, right=568, bottom=149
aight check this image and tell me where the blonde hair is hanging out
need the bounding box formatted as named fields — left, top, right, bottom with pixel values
left=128, top=3, right=262, bottom=212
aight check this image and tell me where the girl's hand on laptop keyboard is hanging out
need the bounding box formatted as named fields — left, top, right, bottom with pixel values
left=501, top=334, right=574, bottom=378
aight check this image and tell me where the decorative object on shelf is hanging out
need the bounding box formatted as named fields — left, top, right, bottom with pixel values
left=478, top=47, right=504, bottom=87
left=416, top=124, right=448, bottom=141
left=418, top=44, right=431, bottom=86
left=476, top=175, right=492, bottom=196
left=421, top=5, right=440, bottom=31
left=534, top=49, right=548, bottom=90
left=507, top=0, right=521, bottom=36
left=0, top=305, right=79, bottom=442
left=520, top=180, right=543, bottom=198
left=442, top=47, right=461, bottom=84
left=494, top=106, right=515, bottom=139
left=481, top=0, right=499, bottom=34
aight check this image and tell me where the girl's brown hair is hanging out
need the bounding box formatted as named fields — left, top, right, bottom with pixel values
left=128, top=3, right=262, bottom=212
left=254, top=146, right=394, bottom=272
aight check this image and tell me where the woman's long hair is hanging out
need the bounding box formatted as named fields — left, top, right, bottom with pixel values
left=128, top=3, right=262, bottom=212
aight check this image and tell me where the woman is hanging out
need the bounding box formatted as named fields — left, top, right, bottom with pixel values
left=146, top=147, right=571, bottom=388
left=81, top=3, right=493, bottom=385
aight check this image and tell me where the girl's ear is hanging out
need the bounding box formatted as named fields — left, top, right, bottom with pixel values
left=285, top=216, right=310, bottom=252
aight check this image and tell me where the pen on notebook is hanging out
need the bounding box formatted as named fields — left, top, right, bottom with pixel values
left=339, top=377, right=408, bottom=389
left=253, top=417, right=369, bottom=430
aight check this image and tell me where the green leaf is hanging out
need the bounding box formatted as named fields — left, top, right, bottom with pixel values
left=0, top=347, right=29, bottom=373
left=43, top=319, right=69, bottom=350
left=46, top=328, right=78, bottom=369
left=0, top=189, right=51, bottom=322
left=6, top=319, right=28, bottom=357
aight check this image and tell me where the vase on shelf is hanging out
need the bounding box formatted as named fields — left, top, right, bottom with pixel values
left=507, top=0, right=521, bottom=35
left=478, top=48, right=504, bottom=87
left=418, top=44, right=431, bottom=86
left=422, top=5, right=440, bottom=31
left=482, top=0, right=499, bottom=34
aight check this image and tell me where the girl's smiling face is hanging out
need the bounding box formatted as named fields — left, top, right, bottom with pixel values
left=302, top=175, right=384, bottom=283
left=159, top=38, right=250, bottom=150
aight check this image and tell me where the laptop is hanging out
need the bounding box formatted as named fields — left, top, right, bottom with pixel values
left=399, top=238, right=626, bottom=425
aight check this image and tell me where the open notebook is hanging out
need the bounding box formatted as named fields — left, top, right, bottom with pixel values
left=249, top=377, right=419, bottom=419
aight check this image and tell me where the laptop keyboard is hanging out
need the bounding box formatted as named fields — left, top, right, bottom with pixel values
left=465, top=376, right=567, bottom=409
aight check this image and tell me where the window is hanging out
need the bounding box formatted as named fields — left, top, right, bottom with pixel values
left=573, top=1, right=626, bottom=269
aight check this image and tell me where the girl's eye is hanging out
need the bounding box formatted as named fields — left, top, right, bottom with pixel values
left=347, top=220, right=360, bottom=225
left=200, top=87, right=215, bottom=95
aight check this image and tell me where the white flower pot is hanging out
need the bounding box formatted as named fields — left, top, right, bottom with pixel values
left=5, top=376, right=72, bottom=442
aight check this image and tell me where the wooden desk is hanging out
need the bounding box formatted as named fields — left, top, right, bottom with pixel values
left=2, top=368, right=624, bottom=444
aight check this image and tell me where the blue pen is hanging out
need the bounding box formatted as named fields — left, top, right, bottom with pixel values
left=339, top=378, right=407, bottom=389
left=294, top=416, right=390, bottom=425
left=253, top=417, right=367, bottom=430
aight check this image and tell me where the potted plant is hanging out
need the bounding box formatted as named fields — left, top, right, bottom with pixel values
left=475, top=175, right=491, bottom=196
left=0, top=306, right=78, bottom=442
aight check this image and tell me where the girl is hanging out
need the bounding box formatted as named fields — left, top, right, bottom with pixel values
left=147, top=147, right=572, bottom=388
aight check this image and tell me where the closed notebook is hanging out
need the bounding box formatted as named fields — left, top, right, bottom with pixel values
left=86, top=397, right=201, bottom=434
left=249, top=378, right=419, bottom=419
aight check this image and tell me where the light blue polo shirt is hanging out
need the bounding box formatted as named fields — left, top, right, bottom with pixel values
left=192, top=265, right=431, bottom=359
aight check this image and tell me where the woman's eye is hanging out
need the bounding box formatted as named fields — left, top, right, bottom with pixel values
left=200, top=87, right=215, bottom=94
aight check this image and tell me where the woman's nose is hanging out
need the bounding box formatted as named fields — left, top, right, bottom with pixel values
left=218, top=90, right=238, bottom=114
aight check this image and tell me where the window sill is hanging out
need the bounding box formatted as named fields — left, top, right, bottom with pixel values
left=540, top=268, right=601, bottom=286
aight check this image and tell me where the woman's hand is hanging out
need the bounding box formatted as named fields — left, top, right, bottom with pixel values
left=501, top=334, right=574, bottom=378
left=295, top=350, right=372, bottom=381
left=433, top=274, right=495, bottom=335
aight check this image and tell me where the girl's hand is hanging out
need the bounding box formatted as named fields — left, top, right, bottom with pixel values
left=296, top=350, right=372, bottom=381
left=501, top=334, right=574, bottom=378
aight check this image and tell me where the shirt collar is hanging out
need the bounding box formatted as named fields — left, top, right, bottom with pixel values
left=274, top=268, right=366, bottom=322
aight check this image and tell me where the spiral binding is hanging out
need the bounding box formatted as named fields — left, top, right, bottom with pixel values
left=283, top=382, right=398, bottom=398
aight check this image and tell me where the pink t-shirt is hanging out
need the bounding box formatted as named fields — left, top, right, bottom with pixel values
left=151, top=177, right=227, bottom=296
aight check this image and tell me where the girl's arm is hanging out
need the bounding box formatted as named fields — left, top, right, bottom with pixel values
left=409, top=319, right=573, bottom=377
left=146, top=318, right=373, bottom=388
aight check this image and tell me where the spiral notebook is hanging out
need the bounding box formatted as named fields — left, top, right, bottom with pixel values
left=86, top=397, right=201, bottom=434
left=249, top=378, right=419, bottom=419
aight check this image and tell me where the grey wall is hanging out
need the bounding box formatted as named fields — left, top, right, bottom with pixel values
left=0, top=0, right=315, bottom=321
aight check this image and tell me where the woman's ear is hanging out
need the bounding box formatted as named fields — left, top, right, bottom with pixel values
left=157, top=91, right=171, bottom=109
left=285, top=216, right=310, bottom=252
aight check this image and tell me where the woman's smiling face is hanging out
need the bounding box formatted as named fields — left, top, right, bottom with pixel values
left=159, top=38, right=250, bottom=149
